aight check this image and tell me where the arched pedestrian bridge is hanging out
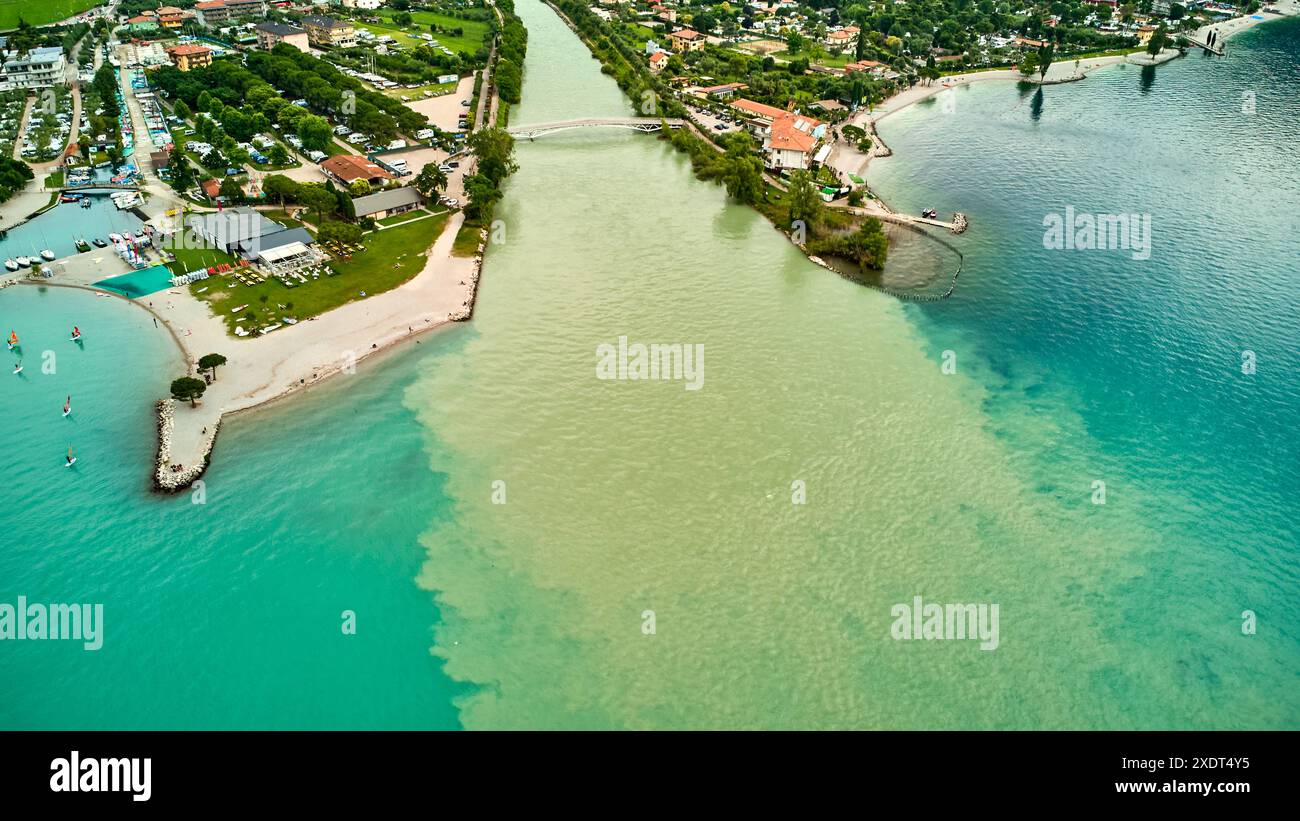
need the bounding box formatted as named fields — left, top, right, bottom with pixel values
left=505, top=117, right=685, bottom=140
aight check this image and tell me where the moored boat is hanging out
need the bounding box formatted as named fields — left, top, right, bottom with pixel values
left=16, top=256, right=31, bottom=268
left=4, top=258, right=17, bottom=272
left=40, top=249, right=56, bottom=261
left=91, top=237, right=107, bottom=247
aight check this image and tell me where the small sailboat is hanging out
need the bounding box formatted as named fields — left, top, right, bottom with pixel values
left=6, top=331, right=17, bottom=350
left=75, top=238, right=91, bottom=252
left=4, top=258, right=16, bottom=272
left=70, top=326, right=82, bottom=341
left=63, top=396, right=71, bottom=417
left=16, top=256, right=31, bottom=268
left=39, top=249, right=55, bottom=261
left=65, top=446, right=77, bottom=467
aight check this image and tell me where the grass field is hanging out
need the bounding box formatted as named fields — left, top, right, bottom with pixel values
left=370, top=8, right=492, bottom=55
left=189, top=213, right=450, bottom=335
left=451, top=219, right=482, bottom=257
left=0, top=0, right=98, bottom=30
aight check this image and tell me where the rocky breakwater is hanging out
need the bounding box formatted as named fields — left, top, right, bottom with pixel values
left=154, top=399, right=220, bottom=492
left=450, top=228, right=489, bottom=321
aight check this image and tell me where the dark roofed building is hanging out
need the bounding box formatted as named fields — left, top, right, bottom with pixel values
left=352, top=186, right=423, bottom=220
left=188, top=207, right=286, bottom=254
left=238, top=226, right=315, bottom=260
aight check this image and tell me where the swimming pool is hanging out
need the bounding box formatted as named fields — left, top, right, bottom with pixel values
left=93, top=264, right=175, bottom=298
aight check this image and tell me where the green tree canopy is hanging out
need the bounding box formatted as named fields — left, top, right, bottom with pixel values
left=171, top=377, right=207, bottom=407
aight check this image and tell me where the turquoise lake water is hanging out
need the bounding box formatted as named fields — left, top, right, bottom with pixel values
left=0, top=11, right=1295, bottom=728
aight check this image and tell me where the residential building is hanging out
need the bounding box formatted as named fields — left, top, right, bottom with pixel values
left=730, top=99, right=826, bottom=171
left=125, top=13, right=160, bottom=33
left=731, top=98, right=791, bottom=128
left=0, top=47, right=67, bottom=92
left=825, top=26, right=859, bottom=49
left=843, top=60, right=885, bottom=76
left=764, top=114, right=823, bottom=171
left=255, top=22, right=311, bottom=52
left=195, top=0, right=267, bottom=27
left=667, top=28, right=705, bottom=52
left=337, top=0, right=385, bottom=8
left=352, top=186, right=423, bottom=220
left=648, top=51, right=668, bottom=72
left=156, top=6, right=194, bottom=29
left=302, top=15, right=358, bottom=48
left=321, top=154, right=394, bottom=186
left=167, top=44, right=214, bottom=72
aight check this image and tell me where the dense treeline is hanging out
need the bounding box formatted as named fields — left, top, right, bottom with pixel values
left=154, top=47, right=426, bottom=144
left=0, top=158, right=35, bottom=206
left=494, top=0, right=528, bottom=105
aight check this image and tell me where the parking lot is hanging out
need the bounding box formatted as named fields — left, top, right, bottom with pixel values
left=684, top=103, right=743, bottom=137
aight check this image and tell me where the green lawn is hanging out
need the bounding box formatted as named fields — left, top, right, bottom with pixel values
left=372, top=8, right=492, bottom=55
left=451, top=219, right=482, bottom=257
left=620, top=24, right=658, bottom=46
left=0, top=0, right=98, bottom=30
left=376, top=207, right=442, bottom=227
left=45, top=171, right=64, bottom=188
left=189, top=213, right=451, bottom=335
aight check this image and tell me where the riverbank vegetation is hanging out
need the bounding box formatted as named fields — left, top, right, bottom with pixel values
left=555, top=1, right=889, bottom=270
left=454, top=126, right=518, bottom=255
